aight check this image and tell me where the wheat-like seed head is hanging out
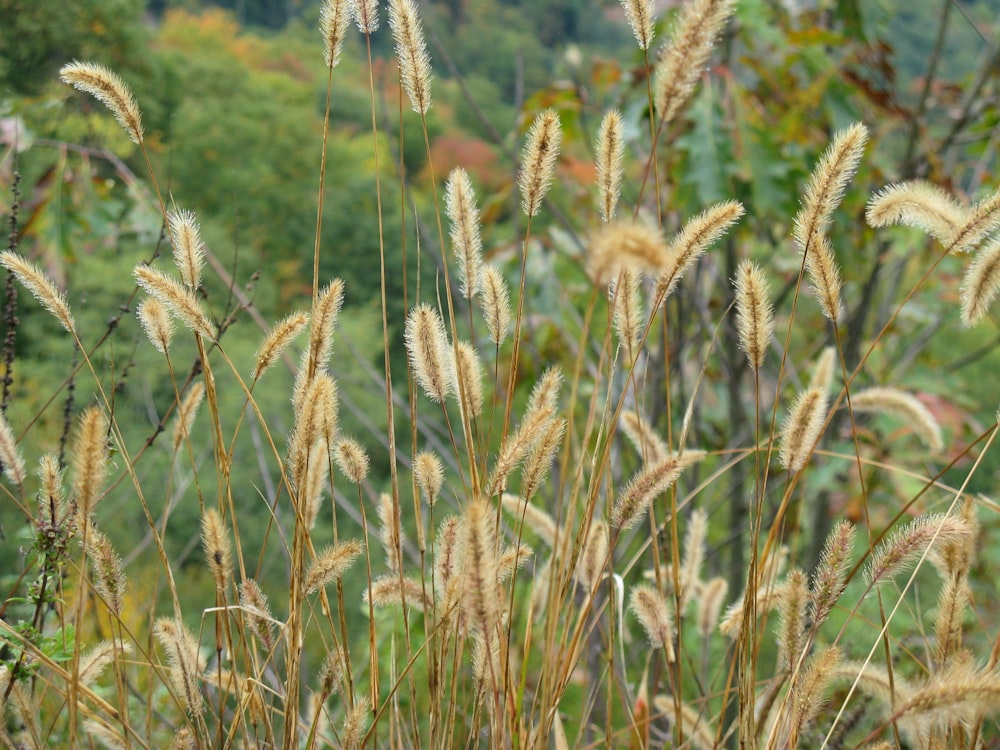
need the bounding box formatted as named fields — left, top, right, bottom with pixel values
left=587, top=221, right=668, bottom=286
left=578, top=520, right=609, bottom=590
left=810, top=519, right=855, bottom=629
left=650, top=695, right=716, bottom=750
left=86, top=527, right=126, bottom=616
left=376, top=492, right=404, bottom=572
left=137, top=298, right=175, bottom=355
left=949, top=186, right=1000, bottom=254
left=655, top=200, right=745, bottom=302
left=166, top=208, right=206, bottom=291
left=200, top=508, right=232, bottom=594
left=787, top=645, right=841, bottom=742
left=341, top=695, right=370, bottom=750
left=317, top=647, right=345, bottom=701
left=518, top=109, right=562, bottom=217
left=405, top=303, right=454, bottom=403
left=364, top=574, right=426, bottom=610
left=60, top=61, right=143, bottom=144
left=850, top=385, right=944, bottom=452
left=305, top=539, right=363, bottom=594
left=433, top=516, right=462, bottom=607
left=389, top=0, right=432, bottom=114
left=461, top=498, right=501, bottom=636
left=333, top=437, right=369, bottom=483
left=498, top=543, right=532, bottom=583
left=595, top=110, right=625, bottom=222
left=865, top=513, right=971, bottom=587
left=251, top=310, right=309, bottom=381
left=629, top=583, right=675, bottom=661
left=486, top=404, right=555, bottom=496
left=79, top=640, right=131, bottom=687
left=928, top=497, right=978, bottom=579
left=172, top=381, right=205, bottom=454
left=776, top=569, right=808, bottom=669
left=896, top=660, right=1000, bottom=744
left=653, top=0, right=735, bottom=124
left=619, top=410, right=669, bottom=463
left=960, top=234, right=1000, bottom=326
left=778, top=386, right=828, bottom=473
left=350, top=0, right=379, bottom=33
left=809, top=345, right=836, bottom=393
left=239, top=579, right=277, bottom=651
left=0, top=250, right=76, bottom=333
left=520, top=416, right=565, bottom=502
left=170, top=728, right=196, bottom=750
left=805, top=233, right=845, bottom=321
left=733, top=259, right=774, bottom=371
left=153, top=618, right=205, bottom=716
left=133, top=264, right=215, bottom=339
left=306, top=278, right=345, bottom=378
left=697, top=576, right=728, bottom=636
left=612, top=453, right=688, bottom=530
left=679, top=507, right=707, bottom=608
left=500, top=493, right=558, bottom=547
left=479, top=264, right=512, bottom=345
left=445, top=168, right=483, bottom=299
left=0, top=411, right=25, bottom=487
left=454, top=340, right=485, bottom=419
left=83, top=720, right=126, bottom=749
left=866, top=180, right=966, bottom=245
left=933, top=575, right=971, bottom=671
left=611, top=268, right=645, bottom=355
left=36, top=453, right=65, bottom=525
left=288, top=372, right=338, bottom=490
left=620, top=0, right=655, bottom=49
left=72, top=406, right=110, bottom=524
left=414, top=450, right=444, bottom=506
left=320, top=0, right=351, bottom=67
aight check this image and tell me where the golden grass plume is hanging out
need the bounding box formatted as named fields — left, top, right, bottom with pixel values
left=445, top=167, right=483, bottom=300
left=733, top=259, right=774, bottom=371
left=137, top=297, right=175, bottom=355
left=595, top=109, right=625, bottom=222
left=405, top=303, right=454, bottom=403
left=389, top=0, right=432, bottom=114
left=518, top=109, right=562, bottom=218
left=849, top=385, right=944, bottom=453
left=778, top=386, right=828, bottom=473
left=320, top=0, right=351, bottom=68
left=0, top=250, right=76, bottom=333
left=60, top=61, right=143, bottom=144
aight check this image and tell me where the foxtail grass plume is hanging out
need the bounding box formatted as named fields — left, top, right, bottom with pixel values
left=579, top=521, right=609, bottom=589
left=350, top=0, right=379, bottom=33
left=134, top=264, right=215, bottom=339
left=865, top=513, right=971, bottom=587
left=239, top=579, right=277, bottom=651
left=733, top=260, right=773, bottom=371
left=520, top=417, right=565, bottom=502
left=778, top=386, right=828, bottom=473
left=0, top=411, right=25, bottom=486
left=172, top=381, right=205, bottom=453
left=620, top=0, right=655, bottom=49
left=0, top=251, right=76, bottom=333
left=810, top=520, right=855, bottom=628
left=83, top=720, right=126, bottom=749
left=629, top=584, right=675, bottom=661
left=619, top=409, right=668, bottom=463
left=72, top=406, right=110, bottom=523
left=414, top=450, right=444, bottom=506
left=655, top=200, right=744, bottom=302
left=433, top=516, right=461, bottom=604
left=405, top=304, right=454, bottom=403
left=167, top=208, right=206, bottom=291
left=304, top=539, right=363, bottom=594
left=461, top=498, right=501, bottom=636
left=389, top=0, right=432, bottom=114
left=785, top=645, right=841, bottom=745
left=454, top=340, right=485, bottom=418
left=809, top=345, right=836, bottom=393
left=960, top=235, right=1000, bottom=325
left=60, top=61, right=143, bottom=144
left=251, top=310, right=310, bottom=381
left=587, top=221, right=668, bottom=286
left=86, top=527, right=126, bottom=615
left=137, top=298, right=175, bottom=354
left=518, top=109, right=561, bottom=217
left=595, top=110, right=625, bottom=222
left=939, top=185, right=1000, bottom=254
left=679, top=507, right=707, bottom=607
left=895, top=660, right=1000, bottom=745
left=611, top=268, right=644, bottom=353
left=479, top=264, right=512, bottom=344
left=307, top=278, right=345, bottom=377
left=80, top=640, right=131, bottom=686
left=377, top=492, right=404, bottom=571
left=201, top=508, right=232, bottom=593
left=776, top=569, right=808, bottom=668
left=365, top=573, right=426, bottom=609
left=850, top=386, right=943, bottom=452
left=153, top=618, right=205, bottom=716
left=334, top=437, right=369, bottom=483
left=498, top=543, right=532, bottom=582
left=500, top=494, right=558, bottom=546
left=320, top=0, right=351, bottom=68
left=697, top=577, right=728, bottom=636
left=612, top=453, right=687, bottom=530
left=865, top=180, right=965, bottom=247
left=445, top=168, right=483, bottom=299
left=653, top=0, right=735, bottom=124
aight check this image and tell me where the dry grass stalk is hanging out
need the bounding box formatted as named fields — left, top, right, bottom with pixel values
left=350, top=0, right=379, bottom=33
left=697, top=576, right=728, bottom=636
left=333, top=437, right=369, bottom=483
left=137, top=298, right=175, bottom=355
left=619, top=409, right=669, bottom=463
left=587, top=221, right=669, bottom=286
left=320, top=0, right=351, bottom=68
left=172, top=381, right=205, bottom=453
left=201, top=508, right=232, bottom=594
left=239, top=579, right=277, bottom=652
left=0, top=411, right=25, bottom=486
left=734, top=259, right=774, bottom=371
left=460, top=498, right=501, bottom=636
left=72, top=406, right=110, bottom=523
left=86, top=527, right=127, bottom=615
left=850, top=386, right=943, bottom=452
left=810, top=520, right=855, bottom=629
left=134, top=265, right=214, bottom=339
left=445, top=168, right=483, bottom=299
left=0, top=250, right=76, bottom=333
left=405, top=303, right=454, bottom=403
left=479, top=264, right=512, bottom=345
left=655, top=200, right=745, bottom=302
left=611, top=268, right=644, bottom=354
left=518, top=109, right=562, bottom=218
left=454, top=340, right=485, bottom=418
left=414, top=450, right=444, bottom=506
left=630, top=583, right=675, bottom=660
left=809, top=345, right=836, bottom=393
left=651, top=695, right=716, bottom=750
left=960, top=235, right=1000, bottom=325
left=865, top=513, right=971, bottom=587
left=611, top=452, right=687, bottom=530
left=500, top=493, right=558, bottom=546
left=389, top=0, right=432, bottom=114
left=166, top=208, right=206, bottom=291
left=305, top=539, right=363, bottom=594
left=653, top=0, right=735, bottom=124
left=153, top=618, right=205, bottom=716
left=620, top=0, right=655, bottom=49
left=60, top=61, right=143, bottom=144
left=778, top=386, right=828, bottom=473
left=719, top=578, right=790, bottom=638
left=251, top=310, right=309, bottom=381
left=595, top=110, right=625, bottom=222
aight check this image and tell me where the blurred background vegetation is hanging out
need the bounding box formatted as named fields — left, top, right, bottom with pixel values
left=1, top=0, right=998, bottom=691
